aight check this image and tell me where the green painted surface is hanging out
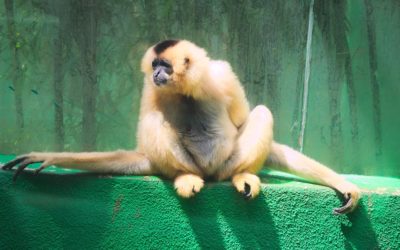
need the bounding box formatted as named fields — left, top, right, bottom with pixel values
left=0, top=1, right=399, bottom=177
left=1, top=155, right=400, bottom=249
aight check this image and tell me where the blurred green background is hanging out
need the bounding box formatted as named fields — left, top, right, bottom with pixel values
left=0, top=0, right=399, bottom=176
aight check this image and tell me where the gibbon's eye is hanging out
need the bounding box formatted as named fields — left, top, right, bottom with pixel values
left=152, top=58, right=172, bottom=73
left=159, top=59, right=172, bottom=69
left=152, top=59, right=160, bottom=69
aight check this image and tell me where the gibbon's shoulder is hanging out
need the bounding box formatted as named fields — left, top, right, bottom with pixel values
left=203, top=59, right=244, bottom=104
left=208, top=60, right=242, bottom=93
left=208, top=60, right=237, bottom=83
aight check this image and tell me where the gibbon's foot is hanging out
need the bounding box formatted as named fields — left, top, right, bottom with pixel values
left=232, top=173, right=261, bottom=200
left=333, top=181, right=361, bottom=215
left=1, top=155, right=48, bottom=182
left=174, top=174, right=204, bottom=198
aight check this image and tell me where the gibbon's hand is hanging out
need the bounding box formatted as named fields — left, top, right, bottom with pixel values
left=334, top=181, right=361, bottom=214
left=2, top=154, right=49, bottom=182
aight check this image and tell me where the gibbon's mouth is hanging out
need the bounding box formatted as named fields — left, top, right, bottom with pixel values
left=153, top=76, right=168, bottom=86
left=153, top=68, right=170, bottom=86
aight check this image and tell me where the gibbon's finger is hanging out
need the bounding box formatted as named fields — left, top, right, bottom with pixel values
left=13, top=159, right=42, bottom=182
left=243, top=182, right=252, bottom=200
left=333, top=193, right=354, bottom=215
left=34, top=163, right=49, bottom=175
left=13, top=160, right=32, bottom=182
left=1, top=156, right=28, bottom=170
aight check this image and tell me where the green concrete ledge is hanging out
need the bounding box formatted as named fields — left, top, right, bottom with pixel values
left=1, top=155, right=399, bottom=249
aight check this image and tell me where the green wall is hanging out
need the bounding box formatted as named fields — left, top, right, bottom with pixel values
left=1, top=153, right=400, bottom=249
left=0, top=0, right=399, bottom=176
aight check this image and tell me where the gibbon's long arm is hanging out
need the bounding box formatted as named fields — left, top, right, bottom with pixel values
left=2, top=151, right=153, bottom=182
left=267, top=142, right=361, bottom=214
left=208, top=61, right=251, bottom=128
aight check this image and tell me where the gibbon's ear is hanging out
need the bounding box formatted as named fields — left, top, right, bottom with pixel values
left=141, top=45, right=156, bottom=75
left=184, top=57, right=190, bottom=65
left=178, top=40, right=210, bottom=84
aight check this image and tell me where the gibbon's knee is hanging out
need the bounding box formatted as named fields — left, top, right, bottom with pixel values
left=236, top=105, right=274, bottom=158
left=218, top=105, right=274, bottom=180
left=238, top=105, right=273, bottom=136
left=251, top=105, right=273, bottom=126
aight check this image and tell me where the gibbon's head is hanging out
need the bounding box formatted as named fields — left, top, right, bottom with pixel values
left=141, top=40, right=210, bottom=95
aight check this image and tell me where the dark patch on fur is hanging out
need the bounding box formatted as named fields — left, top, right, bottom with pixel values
left=154, top=40, right=180, bottom=55
left=161, top=96, right=222, bottom=169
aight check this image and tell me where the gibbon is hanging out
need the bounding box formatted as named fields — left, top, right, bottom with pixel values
left=2, top=40, right=360, bottom=214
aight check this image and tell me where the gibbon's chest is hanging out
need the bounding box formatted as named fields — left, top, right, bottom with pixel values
left=162, top=96, right=237, bottom=174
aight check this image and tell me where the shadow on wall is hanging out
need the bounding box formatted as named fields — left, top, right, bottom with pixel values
left=164, top=182, right=281, bottom=249
left=342, top=202, right=379, bottom=249
left=164, top=178, right=381, bottom=249
left=0, top=171, right=114, bottom=249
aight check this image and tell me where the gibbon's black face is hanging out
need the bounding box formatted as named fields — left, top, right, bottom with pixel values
left=152, top=58, right=173, bottom=86
left=150, top=39, right=180, bottom=86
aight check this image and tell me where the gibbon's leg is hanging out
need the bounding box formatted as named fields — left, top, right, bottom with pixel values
left=218, top=105, right=274, bottom=199
left=266, top=142, right=361, bottom=214
left=2, top=151, right=154, bottom=181
left=174, top=174, right=204, bottom=198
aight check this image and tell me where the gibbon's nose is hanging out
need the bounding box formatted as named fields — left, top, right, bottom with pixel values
left=153, top=67, right=169, bottom=86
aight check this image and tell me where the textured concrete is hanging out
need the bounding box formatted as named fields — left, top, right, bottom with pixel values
left=0, top=155, right=399, bottom=249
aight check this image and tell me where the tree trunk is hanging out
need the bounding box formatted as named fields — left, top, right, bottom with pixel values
left=364, top=0, right=382, bottom=156
left=73, top=0, right=98, bottom=151
left=53, top=19, right=65, bottom=151
left=4, top=0, right=24, bottom=129
left=332, top=0, right=359, bottom=141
